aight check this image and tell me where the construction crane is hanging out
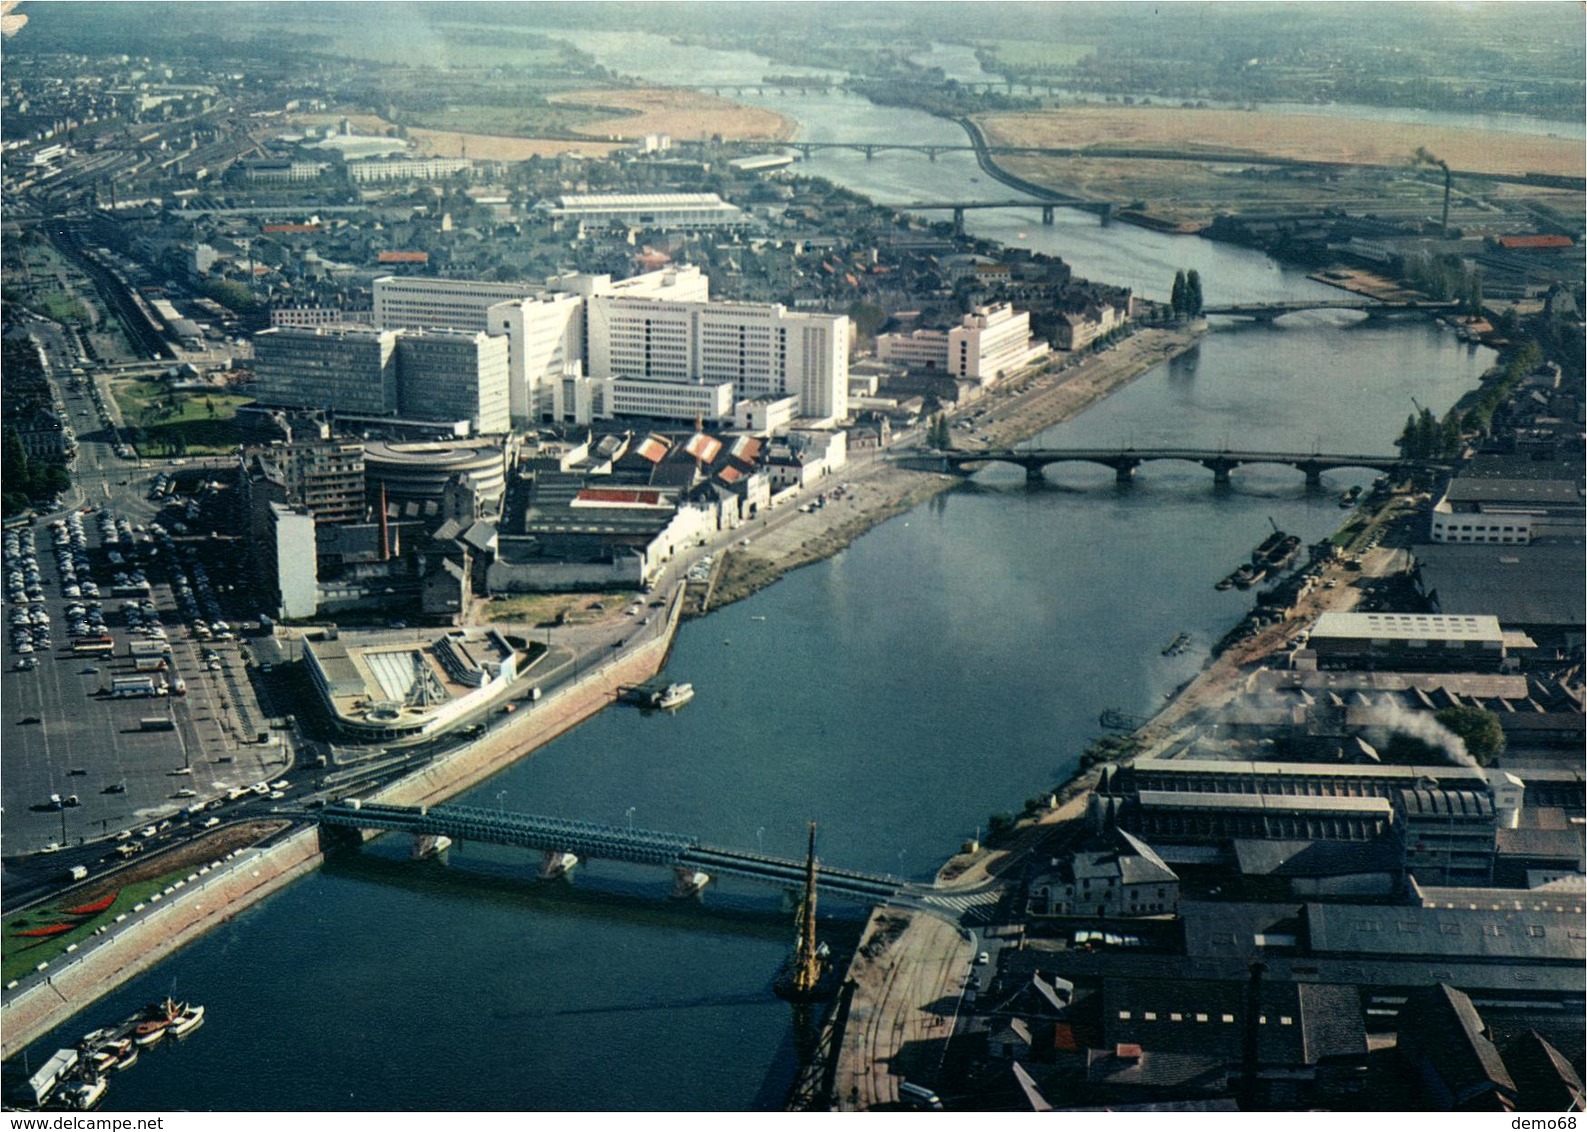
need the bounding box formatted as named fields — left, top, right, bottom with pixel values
left=775, top=821, right=829, bottom=1000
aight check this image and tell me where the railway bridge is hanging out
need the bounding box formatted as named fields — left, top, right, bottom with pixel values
left=907, top=446, right=1415, bottom=487
left=317, top=801, right=994, bottom=916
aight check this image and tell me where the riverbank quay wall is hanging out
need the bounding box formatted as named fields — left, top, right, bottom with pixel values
left=0, top=595, right=685, bottom=1060
left=0, top=831, right=323, bottom=1060
left=359, top=592, right=682, bottom=815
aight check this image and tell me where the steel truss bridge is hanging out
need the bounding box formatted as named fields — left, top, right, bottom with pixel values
left=908, top=447, right=1418, bottom=486
left=318, top=801, right=991, bottom=912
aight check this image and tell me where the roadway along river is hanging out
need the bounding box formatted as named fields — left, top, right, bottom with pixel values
left=12, top=34, right=1498, bottom=1111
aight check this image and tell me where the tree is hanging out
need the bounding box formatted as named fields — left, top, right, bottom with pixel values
left=1185, top=269, right=1204, bottom=317
left=1464, top=269, right=1484, bottom=317
left=1436, top=705, right=1506, bottom=766
left=1170, top=270, right=1187, bottom=317
left=847, top=300, right=887, bottom=340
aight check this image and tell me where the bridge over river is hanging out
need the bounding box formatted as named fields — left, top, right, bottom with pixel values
left=319, top=801, right=999, bottom=919
left=903, top=446, right=1419, bottom=486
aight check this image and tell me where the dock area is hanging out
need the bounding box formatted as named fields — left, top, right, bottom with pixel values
left=831, top=910, right=973, bottom=1111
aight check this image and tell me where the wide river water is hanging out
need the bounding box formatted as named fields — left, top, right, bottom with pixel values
left=14, top=33, right=1500, bottom=1111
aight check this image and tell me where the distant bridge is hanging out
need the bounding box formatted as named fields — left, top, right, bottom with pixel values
left=1202, top=299, right=1462, bottom=323
left=319, top=801, right=986, bottom=911
left=876, top=197, right=1108, bottom=232
left=907, top=446, right=1416, bottom=486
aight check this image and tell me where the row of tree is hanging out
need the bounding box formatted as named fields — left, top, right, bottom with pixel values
left=925, top=412, right=952, bottom=450
left=1169, top=269, right=1204, bottom=318
left=1399, top=251, right=1484, bottom=316
left=2, top=428, right=71, bottom=517
left=1397, top=405, right=1464, bottom=461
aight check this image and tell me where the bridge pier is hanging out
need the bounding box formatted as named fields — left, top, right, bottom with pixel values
left=1025, top=463, right=1044, bottom=485
left=1300, top=464, right=1325, bottom=489
left=1206, top=460, right=1236, bottom=487
left=925, top=147, right=939, bottom=162
left=672, top=868, right=710, bottom=898
left=539, top=850, right=579, bottom=879
left=952, top=207, right=965, bottom=236
left=411, top=833, right=451, bottom=860
left=1041, top=205, right=1055, bottom=225
left=1114, top=460, right=1140, bottom=485
left=862, top=145, right=875, bottom=160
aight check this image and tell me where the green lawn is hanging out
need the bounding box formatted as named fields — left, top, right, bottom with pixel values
left=112, top=380, right=253, bottom=457
left=2, top=868, right=196, bottom=984
left=35, top=290, right=90, bottom=325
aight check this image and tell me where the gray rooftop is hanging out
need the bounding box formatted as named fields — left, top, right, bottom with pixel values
left=1415, top=542, right=1586, bottom=628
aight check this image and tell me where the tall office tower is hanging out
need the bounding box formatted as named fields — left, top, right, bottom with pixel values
left=253, top=326, right=400, bottom=416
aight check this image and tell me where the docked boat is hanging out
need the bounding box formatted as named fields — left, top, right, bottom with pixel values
left=655, top=683, right=694, bottom=710
left=1231, top=564, right=1264, bottom=589
left=1161, top=632, right=1191, bottom=656
left=87, top=1039, right=136, bottom=1075
left=129, top=998, right=182, bottom=1047
left=56, top=1074, right=107, bottom=1111
left=168, top=1003, right=205, bottom=1039
left=1338, top=485, right=1362, bottom=508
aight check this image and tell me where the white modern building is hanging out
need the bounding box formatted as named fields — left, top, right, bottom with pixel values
left=371, top=266, right=846, bottom=427
left=540, top=192, right=750, bottom=231
left=584, top=295, right=849, bottom=424
left=876, top=302, right=1047, bottom=386
left=346, top=155, right=473, bottom=183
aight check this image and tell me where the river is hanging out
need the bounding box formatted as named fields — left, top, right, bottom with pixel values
left=11, top=32, right=1499, bottom=1112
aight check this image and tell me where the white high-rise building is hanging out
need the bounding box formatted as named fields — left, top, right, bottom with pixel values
left=253, top=326, right=400, bottom=416
left=395, top=329, right=512, bottom=435
left=584, top=295, right=849, bottom=424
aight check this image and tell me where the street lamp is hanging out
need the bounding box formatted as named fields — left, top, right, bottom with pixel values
left=626, top=806, right=636, bottom=832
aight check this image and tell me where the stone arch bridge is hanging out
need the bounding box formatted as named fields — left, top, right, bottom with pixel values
left=908, top=447, right=1419, bottom=487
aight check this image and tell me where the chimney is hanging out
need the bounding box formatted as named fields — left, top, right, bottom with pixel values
left=379, top=484, right=390, bottom=561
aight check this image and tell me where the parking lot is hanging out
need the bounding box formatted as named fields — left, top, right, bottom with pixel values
left=3, top=501, right=282, bottom=856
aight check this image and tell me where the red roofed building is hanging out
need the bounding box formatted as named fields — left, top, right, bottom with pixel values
left=379, top=250, right=430, bottom=264
left=1496, top=234, right=1574, bottom=251
left=571, top=487, right=672, bottom=510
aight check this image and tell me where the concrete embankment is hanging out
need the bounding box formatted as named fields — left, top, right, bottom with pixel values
left=0, top=592, right=685, bottom=1060
left=1, top=829, right=323, bottom=1059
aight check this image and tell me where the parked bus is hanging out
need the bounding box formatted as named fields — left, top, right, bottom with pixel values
left=73, top=636, right=115, bottom=656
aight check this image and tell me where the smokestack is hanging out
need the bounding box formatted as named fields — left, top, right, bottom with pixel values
left=1240, top=961, right=1266, bottom=1110
left=379, top=484, right=390, bottom=561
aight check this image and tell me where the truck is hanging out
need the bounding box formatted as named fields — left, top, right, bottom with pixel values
left=61, top=864, right=89, bottom=882
left=133, top=657, right=168, bottom=673
left=139, top=716, right=175, bottom=731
